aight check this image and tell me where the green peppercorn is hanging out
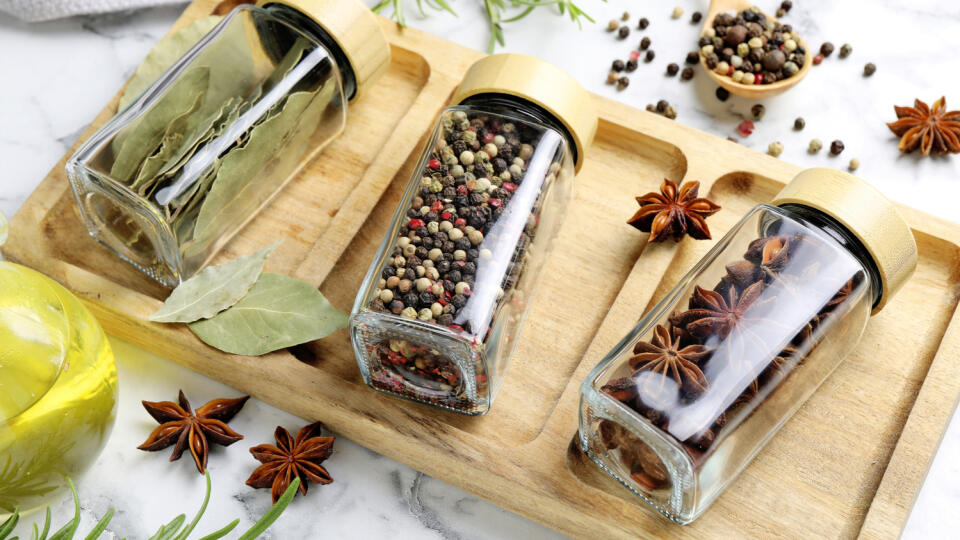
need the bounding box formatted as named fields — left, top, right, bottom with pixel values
left=621, top=11, right=630, bottom=21
left=839, top=43, right=852, bottom=58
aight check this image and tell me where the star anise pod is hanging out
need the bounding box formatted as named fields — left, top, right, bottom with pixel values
left=886, top=96, right=960, bottom=156
left=247, top=422, right=335, bottom=502
left=138, top=390, right=249, bottom=474
left=627, top=179, right=721, bottom=243
left=629, top=324, right=710, bottom=398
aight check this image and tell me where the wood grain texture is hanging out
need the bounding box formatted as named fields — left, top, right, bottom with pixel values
left=3, top=2, right=959, bottom=537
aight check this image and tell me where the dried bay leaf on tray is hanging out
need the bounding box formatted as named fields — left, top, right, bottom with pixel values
left=188, top=272, right=347, bottom=356
left=119, top=15, right=222, bottom=111
left=150, top=243, right=277, bottom=323
left=110, top=67, right=210, bottom=184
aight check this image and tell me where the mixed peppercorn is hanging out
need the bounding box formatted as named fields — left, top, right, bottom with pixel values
left=700, top=6, right=806, bottom=85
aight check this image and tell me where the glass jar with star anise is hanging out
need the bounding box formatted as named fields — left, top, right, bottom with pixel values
left=579, top=168, right=918, bottom=524
left=349, top=54, right=597, bottom=414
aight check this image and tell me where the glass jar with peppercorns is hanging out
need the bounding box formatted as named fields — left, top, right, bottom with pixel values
left=579, top=169, right=918, bottom=524
left=350, top=54, right=597, bottom=415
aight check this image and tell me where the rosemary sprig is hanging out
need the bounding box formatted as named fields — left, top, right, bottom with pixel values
left=371, top=0, right=600, bottom=53
left=0, top=474, right=301, bottom=540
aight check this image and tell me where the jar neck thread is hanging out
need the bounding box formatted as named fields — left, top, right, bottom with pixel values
left=457, top=94, right=579, bottom=165
left=777, top=203, right=883, bottom=308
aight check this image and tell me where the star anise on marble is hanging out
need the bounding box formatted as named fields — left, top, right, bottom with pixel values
left=137, top=390, right=249, bottom=474
left=247, top=422, right=335, bottom=502
left=629, top=324, right=710, bottom=398
left=886, top=96, right=960, bottom=156
left=627, top=179, right=721, bottom=243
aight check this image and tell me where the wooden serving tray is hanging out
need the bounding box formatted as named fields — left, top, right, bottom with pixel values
left=5, top=1, right=960, bottom=537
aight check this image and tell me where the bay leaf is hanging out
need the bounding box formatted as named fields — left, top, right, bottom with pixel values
left=149, top=243, right=277, bottom=323
left=130, top=92, right=204, bottom=191
left=188, top=273, right=347, bottom=355
left=110, top=67, right=211, bottom=184
left=119, top=16, right=222, bottom=111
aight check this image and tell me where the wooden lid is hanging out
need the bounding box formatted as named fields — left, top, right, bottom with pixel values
left=451, top=54, right=597, bottom=172
left=259, top=0, right=390, bottom=99
left=771, top=168, right=918, bottom=313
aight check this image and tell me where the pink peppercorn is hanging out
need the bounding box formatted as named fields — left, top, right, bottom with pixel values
left=813, top=54, right=823, bottom=65
left=428, top=159, right=441, bottom=169
left=737, top=120, right=755, bottom=136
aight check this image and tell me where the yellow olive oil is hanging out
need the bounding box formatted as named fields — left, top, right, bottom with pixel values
left=0, top=262, right=117, bottom=516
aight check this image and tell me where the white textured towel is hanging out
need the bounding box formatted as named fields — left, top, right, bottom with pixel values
left=0, top=0, right=187, bottom=22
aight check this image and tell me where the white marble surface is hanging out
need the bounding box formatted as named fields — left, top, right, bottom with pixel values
left=1, top=0, right=959, bottom=537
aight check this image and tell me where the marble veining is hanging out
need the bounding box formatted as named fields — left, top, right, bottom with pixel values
left=2, top=0, right=959, bottom=537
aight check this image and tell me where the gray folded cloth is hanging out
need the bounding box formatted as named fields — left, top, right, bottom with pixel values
left=0, top=0, right=187, bottom=22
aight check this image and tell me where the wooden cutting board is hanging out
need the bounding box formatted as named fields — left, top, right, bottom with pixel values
left=4, top=1, right=959, bottom=537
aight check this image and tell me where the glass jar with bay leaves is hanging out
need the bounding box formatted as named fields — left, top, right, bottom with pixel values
left=66, top=0, right=390, bottom=287
left=349, top=54, right=598, bottom=415
left=578, top=169, right=918, bottom=524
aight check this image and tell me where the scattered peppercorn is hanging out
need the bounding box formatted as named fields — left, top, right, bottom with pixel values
left=685, top=51, right=699, bottom=64
left=664, top=106, right=677, bottom=120
left=813, top=54, right=824, bottom=65
left=617, top=76, right=630, bottom=90
left=727, top=137, right=739, bottom=143
left=607, top=19, right=619, bottom=32
left=626, top=58, right=638, bottom=72
left=776, top=8, right=786, bottom=17
left=737, top=120, right=754, bottom=136
left=681, top=67, right=695, bottom=80
left=645, top=50, right=655, bottom=62
left=638, top=17, right=649, bottom=29
left=612, top=59, right=625, bottom=72
left=780, top=0, right=793, bottom=12
left=820, top=42, right=835, bottom=57
left=605, top=71, right=618, bottom=84
left=640, top=36, right=651, bottom=50
left=848, top=158, right=860, bottom=171
left=647, top=100, right=677, bottom=120
left=830, top=140, right=845, bottom=155
left=808, top=138, right=823, bottom=153
left=621, top=11, right=630, bottom=21
left=646, top=104, right=656, bottom=112
left=864, top=62, right=876, bottom=76
left=671, top=6, right=684, bottom=19
left=751, top=104, right=765, bottom=120
left=794, top=117, right=805, bottom=130
left=768, top=141, right=784, bottom=157
left=691, top=11, right=702, bottom=23
left=618, top=26, right=630, bottom=39
left=666, top=63, right=679, bottom=76
left=715, top=87, right=730, bottom=101
left=656, top=100, right=669, bottom=113
left=839, top=43, right=852, bottom=58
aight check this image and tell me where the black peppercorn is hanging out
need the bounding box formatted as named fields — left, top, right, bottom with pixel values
left=793, top=117, right=805, bottom=130
left=625, top=58, right=638, bottom=72
left=389, top=300, right=404, bottom=314
left=686, top=51, right=699, bottom=64
left=437, top=260, right=451, bottom=273
left=640, top=36, right=651, bottom=50
left=666, top=63, right=679, bottom=76
left=382, top=266, right=396, bottom=279
left=419, top=292, right=436, bottom=307
left=839, top=43, right=852, bottom=58
left=691, top=11, right=702, bottom=23
left=681, top=67, right=695, bottom=80
left=830, top=140, right=845, bottom=155
left=617, top=76, right=630, bottom=90
left=820, top=42, right=835, bottom=57
left=656, top=99, right=669, bottom=113
left=447, top=270, right=462, bottom=283
left=451, top=294, right=467, bottom=309
left=438, top=314, right=454, bottom=326
left=402, top=292, right=419, bottom=307
left=863, top=62, right=876, bottom=76
left=715, top=87, right=730, bottom=101
left=612, top=59, right=625, bottom=72
left=463, top=262, right=477, bottom=274
left=705, top=53, right=719, bottom=69
left=780, top=0, right=792, bottom=12
left=645, top=50, right=655, bottom=62
left=618, top=26, right=630, bottom=39
left=638, top=17, right=649, bottom=29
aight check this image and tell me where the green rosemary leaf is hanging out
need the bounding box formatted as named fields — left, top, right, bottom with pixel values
left=47, top=478, right=80, bottom=540
left=0, top=507, right=18, bottom=539
left=172, top=472, right=212, bottom=540
left=147, top=515, right=185, bottom=540
left=196, top=520, right=238, bottom=540
left=236, top=478, right=300, bottom=540
left=82, top=508, right=114, bottom=540
left=37, top=507, right=51, bottom=540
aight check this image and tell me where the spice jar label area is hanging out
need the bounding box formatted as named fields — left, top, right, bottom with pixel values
left=579, top=169, right=918, bottom=524
left=350, top=54, right=597, bottom=415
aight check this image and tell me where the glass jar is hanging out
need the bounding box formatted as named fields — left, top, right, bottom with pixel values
left=0, top=262, right=118, bottom=516
left=579, top=169, right=918, bottom=524
left=66, top=0, right=390, bottom=287
left=349, top=54, right=597, bottom=415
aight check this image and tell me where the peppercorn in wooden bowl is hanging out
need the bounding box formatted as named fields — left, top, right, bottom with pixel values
left=699, top=0, right=812, bottom=99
